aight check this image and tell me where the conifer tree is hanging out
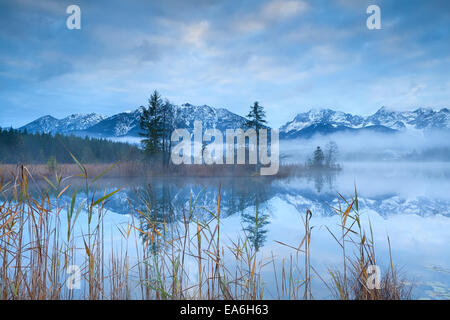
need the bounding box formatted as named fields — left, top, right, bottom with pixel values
left=160, top=99, right=175, bottom=167
left=313, top=146, right=325, bottom=168
left=246, top=101, right=267, bottom=130
left=246, top=101, right=267, bottom=168
left=139, top=90, right=164, bottom=157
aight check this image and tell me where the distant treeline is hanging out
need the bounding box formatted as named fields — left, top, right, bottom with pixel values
left=403, top=148, right=450, bottom=161
left=0, top=128, right=142, bottom=164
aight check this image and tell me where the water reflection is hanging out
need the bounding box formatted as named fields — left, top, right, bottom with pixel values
left=133, top=183, right=175, bottom=254
left=127, top=178, right=275, bottom=252
left=19, top=163, right=450, bottom=223
left=241, top=188, right=271, bottom=251
left=4, top=162, right=450, bottom=298
left=104, top=169, right=338, bottom=252
left=305, top=169, right=338, bottom=193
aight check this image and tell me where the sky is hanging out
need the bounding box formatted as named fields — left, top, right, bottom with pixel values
left=0, top=0, right=449, bottom=128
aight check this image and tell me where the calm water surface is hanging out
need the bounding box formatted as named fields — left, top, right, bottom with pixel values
left=45, top=162, right=450, bottom=299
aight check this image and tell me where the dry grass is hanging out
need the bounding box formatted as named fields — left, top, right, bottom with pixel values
left=324, top=189, right=413, bottom=300
left=0, top=162, right=146, bottom=180
left=0, top=162, right=313, bottom=181
left=0, top=164, right=268, bottom=300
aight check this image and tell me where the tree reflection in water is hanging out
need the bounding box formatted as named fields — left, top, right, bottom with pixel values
left=133, top=183, right=175, bottom=254
left=241, top=189, right=271, bottom=252
left=128, top=178, right=275, bottom=253
left=306, top=169, right=339, bottom=193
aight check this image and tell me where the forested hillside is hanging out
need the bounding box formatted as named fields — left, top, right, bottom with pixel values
left=0, top=128, right=142, bottom=164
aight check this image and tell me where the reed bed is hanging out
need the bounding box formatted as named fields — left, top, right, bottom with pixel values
left=0, top=162, right=310, bottom=180
left=0, top=161, right=412, bottom=300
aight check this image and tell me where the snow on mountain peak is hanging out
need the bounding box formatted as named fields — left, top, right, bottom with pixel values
left=281, top=106, right=450, bottom=138
left=19, top=113, right=106, bottom=134
left=281, top=108, right=365, bottom=134
left=53, top=103, right=249, bottom=138
left=18, top=104, right=450, bottom=140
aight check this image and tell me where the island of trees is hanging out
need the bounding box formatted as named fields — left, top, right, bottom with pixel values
left=138, top=90, right=269, bottom=168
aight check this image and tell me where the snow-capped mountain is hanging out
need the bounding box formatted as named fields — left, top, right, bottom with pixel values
left=281, top=109, right=365, bottom=133
left=19, top=105, right=450, bottom=140
left=20, top=115, right=60, bottom=134
left=57, top=113, right=107, bottom=133
left=173, top=103, right=248, bottom=132
left=18, top=103, right=249, bottom=138
left=20, top=113, right=106, bottom=134
left=281, top=107, right=450, bottom=139
left=85, top=109, right=143, bottom=137
left=84, top=103, right=249, bottom=138
left=365, top=107, right=450, bottom=130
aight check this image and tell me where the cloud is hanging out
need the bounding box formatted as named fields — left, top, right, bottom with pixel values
left=132, top=39, right=163, bottom=63
left=36, top=60, right=73, bottom=81
left=1, top=0, right=450, bottom=129
left=183, top=21, right=210, bottom=47
left=4, top=0, right=65, bottom=14
left=261, top=0, right=308, bottom=20
left=234, top=0, right=308, bottom=33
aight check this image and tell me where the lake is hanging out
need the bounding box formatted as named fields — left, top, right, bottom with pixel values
left=54, top=161, right=450, bottom=299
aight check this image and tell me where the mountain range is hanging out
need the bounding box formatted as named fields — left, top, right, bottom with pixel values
left=19, top=113, right=107, bottom=135
left=19, top=103, right=249, bottom=139
left=279, top=107, right=450, bottom=139
left=18, top=105, right=450, bottom=140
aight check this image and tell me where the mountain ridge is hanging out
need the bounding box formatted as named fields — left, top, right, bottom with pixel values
left=18, top=105, right=450, bottom=140
left=280, top=106, right=450, bottom=139
left=19, top=103, right=250, bottom=138
left=19, top=113, right=107, bottom=135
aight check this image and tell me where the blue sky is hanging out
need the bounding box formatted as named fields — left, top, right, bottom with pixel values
left=0, top=0, right=449, bottom=128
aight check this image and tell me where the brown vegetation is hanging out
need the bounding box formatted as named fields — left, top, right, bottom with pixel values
left=0, top=162, right=312, bottom=181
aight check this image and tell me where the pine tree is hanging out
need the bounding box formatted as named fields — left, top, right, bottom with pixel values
left=246, top=102, right=267, bottom=169
left=160, top=99, right=175, bottom=167
left=246, top=101, right=267, bottom=130
left=139, top=90, right=164, bottom=157
left=313, top=146, right=325, bottom=168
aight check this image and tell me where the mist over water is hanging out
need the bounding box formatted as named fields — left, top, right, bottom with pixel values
left=280, top=130, right=450, bottom=163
